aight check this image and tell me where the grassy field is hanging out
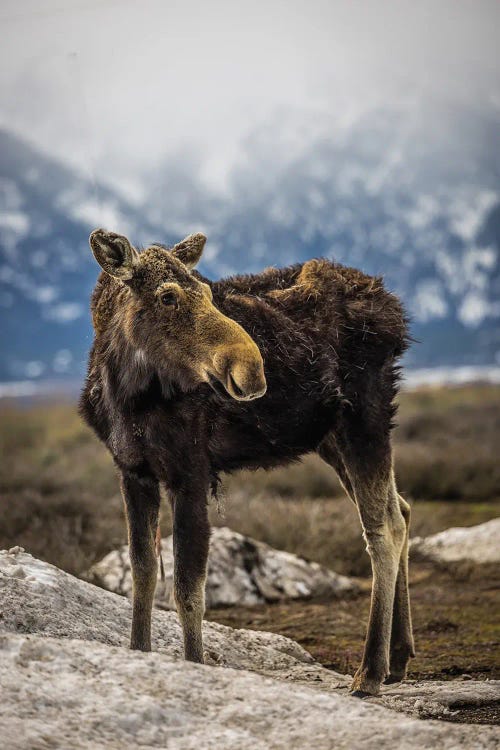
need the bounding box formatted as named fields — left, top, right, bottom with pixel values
left=1, top=383, right=498, bottom=576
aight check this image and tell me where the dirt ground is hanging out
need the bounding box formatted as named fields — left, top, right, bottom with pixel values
left=207, top=562, right=500, bottom=725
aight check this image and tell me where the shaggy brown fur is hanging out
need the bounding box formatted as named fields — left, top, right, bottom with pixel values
left=80, top=228, right=414, bottom=696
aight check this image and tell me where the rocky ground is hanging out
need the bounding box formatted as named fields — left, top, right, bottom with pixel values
left=1, top=547, right=499, bottom=748
left=206, top=520, right=500, bottom=725
left=89, top=520, right=500, bottom=713
left=208, top=564, right=500, bottom=720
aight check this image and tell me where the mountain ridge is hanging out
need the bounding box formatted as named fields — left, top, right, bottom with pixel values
left=1, top=112, right=499, bottom=382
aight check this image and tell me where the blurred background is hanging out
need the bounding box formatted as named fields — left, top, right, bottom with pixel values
left=0, top=0, right=499, bottom=685
left=1, top=0, right=500, bottom=388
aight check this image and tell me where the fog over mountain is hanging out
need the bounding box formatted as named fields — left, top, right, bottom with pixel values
left=0, top=1, right=499, bottom=383
left=1, top=91, right=499, bottom=383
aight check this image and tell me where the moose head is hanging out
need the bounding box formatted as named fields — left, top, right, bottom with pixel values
left=89, top=228, right=267, bottom=401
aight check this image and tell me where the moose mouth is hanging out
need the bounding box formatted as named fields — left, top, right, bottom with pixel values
left=206, top=371, right=264, bottom=401
left=206, top=371, right=229, bottom=400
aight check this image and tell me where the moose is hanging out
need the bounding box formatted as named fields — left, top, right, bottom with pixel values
left=80, top=228, right=415, bottom=696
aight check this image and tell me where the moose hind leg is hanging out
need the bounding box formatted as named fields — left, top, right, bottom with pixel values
left=319, top=431, right=409, bottom=693
left=318, top=433, right=356, bottom=503
left=121, top=469, right=160, bottom=652
left=170, top=488, right=210, bottom=663
left=334, top=407, right=407, bottom=696
left=351, top=471, right=405, bottom=695
left=386, top=494, right=415, bottom=683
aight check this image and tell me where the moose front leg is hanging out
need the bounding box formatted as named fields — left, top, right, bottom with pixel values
left=170, top=485, right=210, bottom=663
left=121, top=469, right=160, bottom=651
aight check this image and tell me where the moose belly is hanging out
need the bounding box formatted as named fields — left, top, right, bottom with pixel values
left=208, top=396, right=337, bottom=473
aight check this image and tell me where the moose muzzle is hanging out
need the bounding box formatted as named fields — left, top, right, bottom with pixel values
left=211, top=342, right=267, bottom=401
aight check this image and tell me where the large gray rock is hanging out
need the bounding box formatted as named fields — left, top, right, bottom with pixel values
left=88, top=526, right=356, bottom=609
left=411, top=518, right=500, bottom=571
left=0, top=548, right=499, bottom=749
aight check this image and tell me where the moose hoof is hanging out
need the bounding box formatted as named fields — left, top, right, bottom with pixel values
left=384, top=673, right=405, bottom=685
left=350, top=668, right=383, bottom=697
left=185, top=649, right=205, bottom=664
left=350, top=690, right=373, bottom=699
left=130, top=641, right=152, bottom=652
left=386, top=647, right=414, bottom=684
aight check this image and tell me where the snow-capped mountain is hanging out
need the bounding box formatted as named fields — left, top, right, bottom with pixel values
left=1, top=100, right=499, bottom=385
left=193, top=102, right=500, bottom=368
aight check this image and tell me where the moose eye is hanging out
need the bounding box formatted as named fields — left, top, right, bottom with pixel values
left=160, top=291, right=178, bottom=308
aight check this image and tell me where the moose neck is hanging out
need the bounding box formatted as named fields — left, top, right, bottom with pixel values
left=102, top=326, right=193, bottom=407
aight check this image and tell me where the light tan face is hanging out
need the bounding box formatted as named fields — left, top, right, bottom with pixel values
left=89, top=229, right=267, bottom=401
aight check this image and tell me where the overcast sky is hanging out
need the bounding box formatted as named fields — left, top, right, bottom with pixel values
left=0, top=0, right=498, bottom=196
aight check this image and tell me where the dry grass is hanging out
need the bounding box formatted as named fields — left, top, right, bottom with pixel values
left=0, top=384, right=499, bottom=577
left=394, top=384, right=500, bottom=502
left=0, top=402, right=123, bottom=575
left=212, top=492, right=498, bottom=577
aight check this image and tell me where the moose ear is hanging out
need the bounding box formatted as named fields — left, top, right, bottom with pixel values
left=171, top=232, right=207, bottom=270
left=89, top=229, right=139, bottom=280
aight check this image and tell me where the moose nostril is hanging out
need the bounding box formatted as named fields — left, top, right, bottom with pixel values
left=228, top=373, right=245, bottom=398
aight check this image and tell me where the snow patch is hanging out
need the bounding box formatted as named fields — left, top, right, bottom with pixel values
left=0, top=380, right=41, bottom=398
left=403, top=365, right=500, bottom=388
left=69, top=198, right=135, bottom=236
left=0, top=211, right=29, bottom=235
left=412, top=279, right=448, bottom=323
left=56, top=188, right=136, bottom=237
left=44, top=302, right=84, bottom=323
left=458, top=293, right=500, bottom=327
left=449, top=190, right=498, bottom=242
left=0, top=380, right=80, bottom=398
left=0, top=550, right=498, bottom=748
left=53, top=349, right=73, bottom=373
left=405, top=194, right=440, bottom=230
left=0, top=178, right=23, bottom=210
